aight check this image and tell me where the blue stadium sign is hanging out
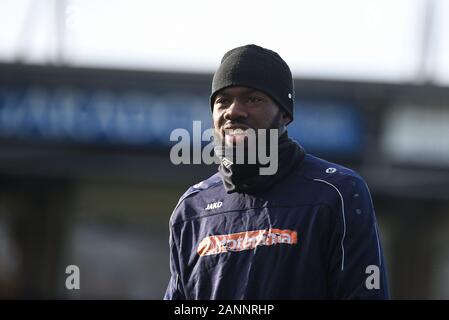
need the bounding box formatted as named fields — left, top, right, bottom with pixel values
left=0, top=85, right=363, bottom=156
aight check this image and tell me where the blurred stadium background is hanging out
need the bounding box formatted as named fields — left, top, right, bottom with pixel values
left=1, top=0, right=449, bottom=299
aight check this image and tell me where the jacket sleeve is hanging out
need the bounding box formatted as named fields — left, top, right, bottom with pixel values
left=326, top=175, right=390, bottom=299
left=164, top=224, right=186, bottom=300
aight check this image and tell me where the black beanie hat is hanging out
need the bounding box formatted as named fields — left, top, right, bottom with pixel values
left=210, top=44, right=294, bottom=123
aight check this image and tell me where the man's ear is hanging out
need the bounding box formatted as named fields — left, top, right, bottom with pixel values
left=281, top=113, right=292, bottom=126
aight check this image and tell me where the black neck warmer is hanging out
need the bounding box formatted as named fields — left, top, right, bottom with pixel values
left=214, top=132, right=305, bottom=194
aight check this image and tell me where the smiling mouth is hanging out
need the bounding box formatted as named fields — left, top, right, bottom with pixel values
left=224, top=128, right=251, bottom=136
left=222, top=124, right=253, bottom=136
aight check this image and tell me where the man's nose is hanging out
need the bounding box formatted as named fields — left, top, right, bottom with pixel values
left=224, top=98, right=248, bottom=120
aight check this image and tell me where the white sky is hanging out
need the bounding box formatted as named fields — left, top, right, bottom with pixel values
left=0, top=0, right=448, bottom=84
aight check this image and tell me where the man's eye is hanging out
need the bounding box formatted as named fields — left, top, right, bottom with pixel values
left=215, top=98, right=229, bottom=105
left=248, top=96, right=263, bottom=103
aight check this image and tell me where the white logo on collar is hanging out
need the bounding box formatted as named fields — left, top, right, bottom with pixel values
left=222, top=158, right=233, bottom=169
left=326, top=167, right=337, bottom=174
left=205, top=201, right=223, bottom=210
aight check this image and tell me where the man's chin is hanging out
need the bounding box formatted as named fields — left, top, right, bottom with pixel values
left=213, top=132, right=247, bottom=148
left=224, top=134, right=247, bottom=146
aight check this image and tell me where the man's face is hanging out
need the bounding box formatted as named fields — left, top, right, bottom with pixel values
left=212, top=86, right=288, bottom=146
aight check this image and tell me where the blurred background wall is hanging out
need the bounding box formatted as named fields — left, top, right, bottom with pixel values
left=0, top=0, right=448, bottom=299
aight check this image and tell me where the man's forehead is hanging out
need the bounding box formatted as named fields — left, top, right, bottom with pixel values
left=216, top=86, right=267, bottom=97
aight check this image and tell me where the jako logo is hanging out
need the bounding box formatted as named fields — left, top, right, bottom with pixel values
left=205, top=201, right=223, bottom=210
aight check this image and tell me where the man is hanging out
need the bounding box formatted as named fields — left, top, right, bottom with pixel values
left=164, top=44, right=390, bottom=299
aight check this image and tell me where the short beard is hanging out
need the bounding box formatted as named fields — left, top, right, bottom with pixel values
left=213, top=110, right=284, bottom=148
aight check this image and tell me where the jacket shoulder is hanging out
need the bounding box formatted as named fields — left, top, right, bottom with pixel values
left=169, top=172, right=223, bottom=225
left=295, top=154, right=370, bottom=200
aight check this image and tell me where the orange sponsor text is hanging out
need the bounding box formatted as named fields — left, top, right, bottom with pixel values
left=197, top=228, right=297, bottom=256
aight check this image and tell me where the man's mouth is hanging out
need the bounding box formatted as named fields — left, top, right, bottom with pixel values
left=225, top=128, right=250, bottom=136
left=222, top=124, right=252, bottom=136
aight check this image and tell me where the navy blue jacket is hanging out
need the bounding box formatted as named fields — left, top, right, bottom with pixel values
left=164, top=154, right=390, bottom=299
